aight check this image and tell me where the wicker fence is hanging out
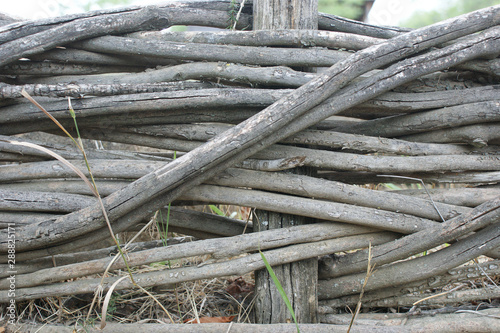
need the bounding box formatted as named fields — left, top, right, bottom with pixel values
left=1, top=1, right=500, bottom=331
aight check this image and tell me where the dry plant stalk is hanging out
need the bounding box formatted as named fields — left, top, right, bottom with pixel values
left=347, top=242, right=375, bottom=333
left=19, top=90, right=178, bottom=328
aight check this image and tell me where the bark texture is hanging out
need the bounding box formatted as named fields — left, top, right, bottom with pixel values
left=252, top=0, right=319, bottom=325
left=0, top=2, right=499, bottom=329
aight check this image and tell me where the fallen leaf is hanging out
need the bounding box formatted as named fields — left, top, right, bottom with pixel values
left=225, top=276, right=254, bottom=300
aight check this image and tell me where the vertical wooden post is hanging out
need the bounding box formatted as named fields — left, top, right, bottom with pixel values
left=253, top=0, right=319, bottom=324
left=253, top=0, right=318, bottom=30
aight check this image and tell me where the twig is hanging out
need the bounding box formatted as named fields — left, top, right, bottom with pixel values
left=455, top=309, right=500, bottom=319
left=347, top=243, right=375, bottom=333
left=411, top=284, right=466, bottom=308
left=474, top=259, right=500, bottom=289
left=377, top=175, right=445, bottom=222
left=233, top=0, right=246, bottom=30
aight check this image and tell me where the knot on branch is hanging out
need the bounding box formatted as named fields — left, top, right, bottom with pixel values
left=137, top=6, right=171, bottom=31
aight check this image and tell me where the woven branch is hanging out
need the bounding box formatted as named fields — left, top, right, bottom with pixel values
left=0, top=1, right=499, bottom=316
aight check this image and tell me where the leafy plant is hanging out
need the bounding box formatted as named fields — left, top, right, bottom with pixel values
left=228, top=0, right=238, bottom=29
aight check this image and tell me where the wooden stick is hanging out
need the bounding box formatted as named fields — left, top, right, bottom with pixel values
left=0, top=237, right=193, bottom=277
left=72, top=35, right=350, bottom=67
left=0, top=161, right=470, bottom=221
left=22, top=62, right=315, bottom=87
left=0, top=6, right=172, bottom=66
left=340, top=99, right=500, bottom=137
left=401, top=123, right=500, bottom=146
left=0, top=222, right=381, bottom=288
left=319, top=197, right=500, bottom=279
left=0, top=81, right=219, bottom=99
left=0, top=61, right=145, bottom=76
left=2, top=7, right=497, bottom=254
left=319, top=259, right=500, bottom=308
left=123, top=123, right=494, bottom=156
left=0, top=232, right=395, bottom=300
left=130, top=29, right=384, bottom=50
left=318, top=222, right=500, bottom=299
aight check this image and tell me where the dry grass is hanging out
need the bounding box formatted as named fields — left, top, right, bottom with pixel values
left=6, top=207, right=500, bottom=328
left=10, top=205, right=256, bottom=329
left=14, top=268, right=255, bottom=328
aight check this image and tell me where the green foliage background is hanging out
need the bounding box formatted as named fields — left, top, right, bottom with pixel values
left=318, top=0, right=366, bottom=18
left=402, top=0, right=500, bottom=28
left=82, top=0, right=132, bottom=11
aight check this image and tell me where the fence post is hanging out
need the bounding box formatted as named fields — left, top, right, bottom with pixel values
left=252, top=0, right=319, bottom=324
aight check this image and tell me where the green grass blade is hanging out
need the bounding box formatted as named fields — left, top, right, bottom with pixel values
left=209, top=204, right=226, bottom=216
left=383, top=183, right=402, bottom=190
left=259, top=250, right=300, bottom=333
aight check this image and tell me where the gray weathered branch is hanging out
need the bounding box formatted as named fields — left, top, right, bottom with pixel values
left=0, top=81, right=221, bottom=99
left=123, top=123, right=494, bottom=156
left=0, top=237, right=194, bottom=277
left=69, top=130, right=500, bottom=173
left=319, top=197, right=500, bottom=279
left=0, top=231, right=395, bottom=301
left=401, top=123, right=500, bottom=146
left=71, top=35, right=350, bottom=67
left=21, top=62, right=316, bottom=87
left=2, top=7, right=498, bottom=255
left=318, top=221, right=500, bottom=299
left=0, top=222, right=385, bottom=289
left=0, top=61, right=145, bottom=76
left=339, top=99, right=500, bottom=137
left=396, top=187, right=500, bottom=207
left=130, top=29, right=383, bottom=50
left=0, top=6, right=172, bottom=66
left=319, top=259, right=500, bottom=308
left=0, top=88, right=288, bottom=125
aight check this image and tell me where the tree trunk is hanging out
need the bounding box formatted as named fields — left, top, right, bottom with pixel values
left=253, top=0, right=319, bottom=324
